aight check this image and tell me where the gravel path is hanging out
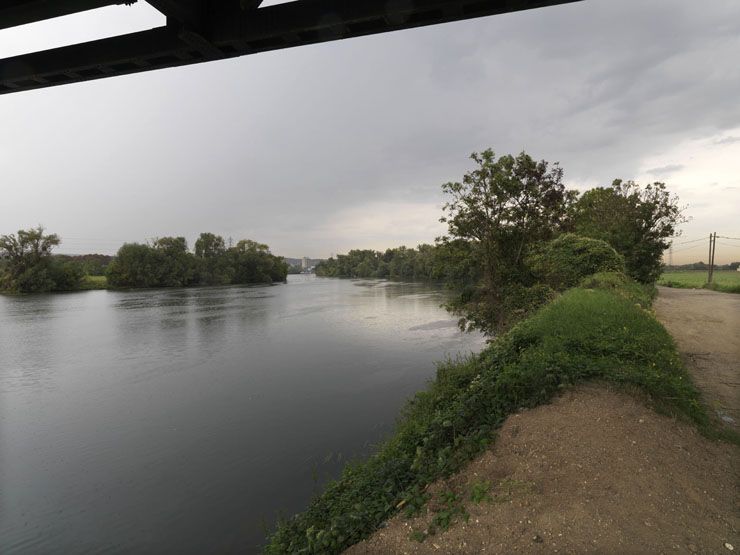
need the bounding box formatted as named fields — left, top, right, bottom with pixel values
left=654, top=286, right=740, bottom=427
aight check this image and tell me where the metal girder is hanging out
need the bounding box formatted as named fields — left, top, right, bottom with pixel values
left=0, top=0, right=134, bottom=31
left=0, top=0, right=581, bottom=95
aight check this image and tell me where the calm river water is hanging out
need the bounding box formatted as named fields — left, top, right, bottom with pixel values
left=0, top=275, right=483, bottom=554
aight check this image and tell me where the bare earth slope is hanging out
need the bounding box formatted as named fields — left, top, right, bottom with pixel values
left=653, top=286, right=740, bottom=426
left=347, top=387, right=738, bottom=554
left=348, top=288, right=740, bottom=554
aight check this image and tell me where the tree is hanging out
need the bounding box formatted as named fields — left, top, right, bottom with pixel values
left=0, top=226, right=72, bottom=292
left=152, top=236, right=197, bottom=286
left=194, top=232, right=231, bottom=285
left=572, top=180, right=686, bottom=283
left=194, top=232, right=226, bottom=259
left=106, top=243, right=163, bottom=287
left=439, top=150, right=575, bottom=333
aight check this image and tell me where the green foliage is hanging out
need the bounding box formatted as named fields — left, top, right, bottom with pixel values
left=316, top=244, right=446, bottom=280
left=0, top=226, right=84, bottom=292
left=571, top=180, right=686, bottom=283
left=426, top=490, right=468, bottom=536
left=80, top=275, right=108, bottom=290
left=54, top=254, right=113, bottom=276
left=401, top=486, right=430, bottom=518
left=469, top=479, right=493, bottom=503
left=106, top=233, right=287, bottom=288
left=46, top=258, right=85, bottom=291
left=580, top=271, right=656, bottom=306
left=106, top=243, right=168, bottom=288
left=266, top=278, right=712, bottom=554
left=439, top=149, right=576, bottom=333
left=528, top=233, right=624, bottom=290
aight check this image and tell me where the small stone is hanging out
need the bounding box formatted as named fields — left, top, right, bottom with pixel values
left=725, top=543, right=734, bottom=551
left=533, top=534, right=543, bottom=543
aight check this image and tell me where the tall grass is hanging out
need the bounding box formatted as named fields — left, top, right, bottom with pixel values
left=265, top=275, right=724, bottom=554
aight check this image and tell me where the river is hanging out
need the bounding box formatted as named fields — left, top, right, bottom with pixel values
left=0, top=275, right=483, bottom=553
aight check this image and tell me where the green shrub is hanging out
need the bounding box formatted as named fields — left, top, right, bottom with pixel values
left=266, top=279, right=712, bottom=554
left=579, top=271, right=656, bottom=307
left=527, top=233, right=624, bottom=290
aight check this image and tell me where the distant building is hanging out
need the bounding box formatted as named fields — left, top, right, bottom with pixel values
left=302, top=257, right=310, bottom=270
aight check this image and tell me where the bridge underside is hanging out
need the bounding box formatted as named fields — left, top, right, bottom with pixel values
left=0, top=0, right=579, bottom=95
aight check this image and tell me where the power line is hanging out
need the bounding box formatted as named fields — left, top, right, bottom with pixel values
left=671, top=244, right=704, bottom=253
left=672, top=237, right=706, bottom=245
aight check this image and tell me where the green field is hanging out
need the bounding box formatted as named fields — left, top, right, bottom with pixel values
left=80, top=275, right=108, bottom=290
left=658, top=270, right=740, bottom=294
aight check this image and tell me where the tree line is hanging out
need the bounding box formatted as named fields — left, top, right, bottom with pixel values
left=0, top=229, right=288, bottom=292
left=316, top=244, right=445, bottom=280
left=317, top=149, right=685, bottom=335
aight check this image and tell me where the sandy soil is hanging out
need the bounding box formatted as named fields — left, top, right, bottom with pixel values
left=653, top=287, right=740, bottom=426
left=346, top=386, right=739, bottom=555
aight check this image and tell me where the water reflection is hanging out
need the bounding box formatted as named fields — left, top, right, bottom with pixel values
left=0, top=275, right=483, bottom=554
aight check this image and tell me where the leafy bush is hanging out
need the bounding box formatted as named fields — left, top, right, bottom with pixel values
left=265, top=279, right=712, bottom=554
left=47, top=259, right=85, bottom=291
left=527, top=233, right=624, bottom=290
left=579, top=271, right=656, bottom=307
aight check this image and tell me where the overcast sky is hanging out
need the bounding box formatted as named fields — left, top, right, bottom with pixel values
left=1, top=0, right=739, bottom=263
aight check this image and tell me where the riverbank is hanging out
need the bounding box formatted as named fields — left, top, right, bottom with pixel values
left=347, top=285, right=740, bottom=554
left=265, top=273, right=737, bottom=553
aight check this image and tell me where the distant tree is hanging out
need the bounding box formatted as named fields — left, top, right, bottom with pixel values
left=0, top=226, right=81, bottom=292
left=194, top=232, right=226, bottom=259
left=152, top=236, right=197, bottom=286
left=439, top=149, right=575, bottom=333
left=229, top=239, right=286, bottom=284
left=571, top=180, right=686, bottom=283
left=194, top=233, right=231, bottom=285
left=106, top=243, right=162, bottom=287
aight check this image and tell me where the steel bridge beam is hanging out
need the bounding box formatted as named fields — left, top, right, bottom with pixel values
left=0, top=0, right=581, bottom=95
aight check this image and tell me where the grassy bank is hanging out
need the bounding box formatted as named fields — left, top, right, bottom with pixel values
left=80, top=275, right=108, bottom=290
left=658, top=270, right=740, bottom=294
left=265, top=273, right=731, bottom=553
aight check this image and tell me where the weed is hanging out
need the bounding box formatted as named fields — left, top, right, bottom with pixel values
left=427, top=490, right=468, bottom=536
left=401, top=486, right=430, bottom=518
left=469, top=479, right=493, bottom=503
left=409, top=529, right=426, bottom=543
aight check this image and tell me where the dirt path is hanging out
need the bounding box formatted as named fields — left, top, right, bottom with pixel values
left=346, top=387, right=739, bottom=555
left=653, top=286, right=740, bottom=426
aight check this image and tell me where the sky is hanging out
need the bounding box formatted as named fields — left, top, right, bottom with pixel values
left=1, top=0, right=739, bottom=263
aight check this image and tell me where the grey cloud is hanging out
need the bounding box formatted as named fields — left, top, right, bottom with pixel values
left=646, top=164, right=686, bottom=176
left=715, top=136, right=740, bottom=145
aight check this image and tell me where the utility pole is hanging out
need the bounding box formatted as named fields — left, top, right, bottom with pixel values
left=708, top=232, right=717, bottom=283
